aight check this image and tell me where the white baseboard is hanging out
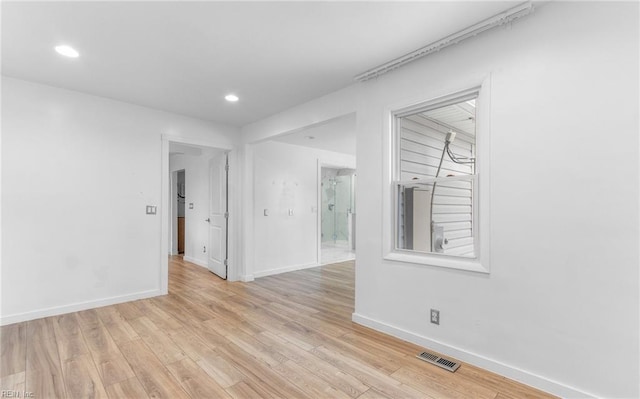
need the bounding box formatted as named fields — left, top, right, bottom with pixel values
left=351, top=313, right=595, bottom=399
left=240, top=274, right=255, bottom=282
left=0, top=289, right=162, bottom=326
left=253, top=262, right=319, bottom=279
left=320, top=255, right=355, bottom=266
left=183, top=256, right=207, bottom=268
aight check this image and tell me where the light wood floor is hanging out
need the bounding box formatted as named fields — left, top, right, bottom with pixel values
left=1, top=256, right=557, bottom=398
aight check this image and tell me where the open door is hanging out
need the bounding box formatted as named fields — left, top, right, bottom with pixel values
left=207, top=152, right=228, bottom=279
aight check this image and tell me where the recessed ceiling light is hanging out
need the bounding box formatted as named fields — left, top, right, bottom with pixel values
left=306, top=136, right=315, bottom=140
left=55, top=45, right=79, bottom=58
left=225, top=94, right=239, bottom=102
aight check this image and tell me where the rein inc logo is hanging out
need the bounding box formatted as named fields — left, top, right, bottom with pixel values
left=1, top=391, right=34, bottom=398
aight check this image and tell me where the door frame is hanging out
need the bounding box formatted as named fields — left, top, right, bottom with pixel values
left=161, top=135, right=236, bottom=294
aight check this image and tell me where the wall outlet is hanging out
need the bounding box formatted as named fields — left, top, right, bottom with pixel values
left=430, top=309, right=440, bottom=325
left=203, top=246, right=206, bottom=253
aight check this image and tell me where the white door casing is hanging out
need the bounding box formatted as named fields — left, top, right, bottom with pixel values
left=208, top=152, right=227, bottom=279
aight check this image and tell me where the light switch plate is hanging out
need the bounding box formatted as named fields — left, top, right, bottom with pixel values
left=189, top=203, right=194, bottom=209
left=146, top=205, right=157, bottom=215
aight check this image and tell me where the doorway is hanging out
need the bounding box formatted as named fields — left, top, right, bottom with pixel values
left=176, top=170, right=186, bottom=254
left=320, top=166, right=356, bottom=264
left=165, top=140, right=233, bottom=289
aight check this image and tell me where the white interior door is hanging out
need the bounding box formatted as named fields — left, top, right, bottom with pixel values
left=208, top=153, right=227, bottom=279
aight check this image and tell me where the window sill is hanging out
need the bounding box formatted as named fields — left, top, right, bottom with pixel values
left=384, top=250, right=489, bottom=274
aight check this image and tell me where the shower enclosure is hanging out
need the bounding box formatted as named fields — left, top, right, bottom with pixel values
left=321, top=167, right=356, bottom=263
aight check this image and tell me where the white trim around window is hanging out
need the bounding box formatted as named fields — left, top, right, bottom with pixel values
left=382, top=77, right=492, bottom=274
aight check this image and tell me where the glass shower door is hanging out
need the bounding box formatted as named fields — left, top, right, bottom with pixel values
left=333, top=175, right=352, bottom=244
left=321, top=170, right=355, bottom=259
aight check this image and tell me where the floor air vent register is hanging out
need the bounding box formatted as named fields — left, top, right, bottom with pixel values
left=416, top=351, right=461, bottom=372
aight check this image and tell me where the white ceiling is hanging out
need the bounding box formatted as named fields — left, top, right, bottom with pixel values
left=273, top=113, right=356, bottom=156
left=2, top=1, right=517, bottom=127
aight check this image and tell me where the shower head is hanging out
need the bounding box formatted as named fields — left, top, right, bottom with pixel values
left=445, top=130, right=457, bottom=144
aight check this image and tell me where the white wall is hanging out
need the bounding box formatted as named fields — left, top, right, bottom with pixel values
left=170, top=151, right=220, bottom=267
left=1, top=77, right=238, bottom=324
left=353, top=2, right=638, bottom=398
left=251, top=140, right=354, bottom=278
left=239, top=85, right=357, bottom=282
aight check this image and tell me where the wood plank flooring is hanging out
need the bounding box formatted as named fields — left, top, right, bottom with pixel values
left=0, top=256, right=557, bottom=398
